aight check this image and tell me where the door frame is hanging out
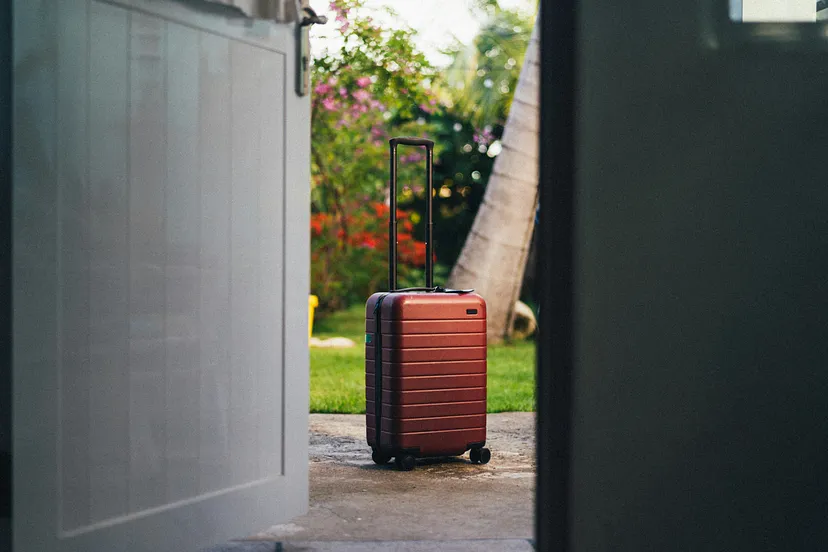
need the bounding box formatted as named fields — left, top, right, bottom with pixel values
left=1, top=0, right=12, bottom=549
left=535, top=1, right=576, bottom=551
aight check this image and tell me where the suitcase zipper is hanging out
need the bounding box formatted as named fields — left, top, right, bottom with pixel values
left=373, top=293, right=389, bottom=452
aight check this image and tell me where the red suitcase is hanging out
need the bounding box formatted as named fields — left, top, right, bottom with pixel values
left=365, top=136, right=491, bottom=471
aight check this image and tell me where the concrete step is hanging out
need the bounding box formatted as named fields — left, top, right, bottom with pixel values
left=205, top=539, right=535, bottom=552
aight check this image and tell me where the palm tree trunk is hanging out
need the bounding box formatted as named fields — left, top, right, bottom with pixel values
left=447, top=17, right=539, bottom=344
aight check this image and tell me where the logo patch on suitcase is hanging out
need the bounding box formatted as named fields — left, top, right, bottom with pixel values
left=365, top=333, right=373, bottom=345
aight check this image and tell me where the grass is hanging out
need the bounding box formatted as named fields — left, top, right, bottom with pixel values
left=311, top=304, right=536, bottom=413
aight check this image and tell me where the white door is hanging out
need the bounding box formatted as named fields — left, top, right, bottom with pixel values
left=12, top=1, right=310, bottom=550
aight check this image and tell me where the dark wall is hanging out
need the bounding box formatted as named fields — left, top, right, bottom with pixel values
left=0, top=0, right=11, bottom=550
left=538, top=1, right=828, bottom=550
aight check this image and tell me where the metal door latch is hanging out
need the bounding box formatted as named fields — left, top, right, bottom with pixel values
left=301, top=6, right=328, bottom=26
left=297, top=6, right=327, bottom=96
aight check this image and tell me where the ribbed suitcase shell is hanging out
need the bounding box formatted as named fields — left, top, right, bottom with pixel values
left=365, top=291, right=487, bottom=457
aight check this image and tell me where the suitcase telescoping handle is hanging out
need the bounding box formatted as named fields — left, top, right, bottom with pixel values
left=388, top=136, right=434, bottom=291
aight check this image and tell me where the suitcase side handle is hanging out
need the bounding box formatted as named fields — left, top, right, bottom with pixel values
left=389, top=137, right=434, bottom=291
left=391, top=286, right=474, bottom=294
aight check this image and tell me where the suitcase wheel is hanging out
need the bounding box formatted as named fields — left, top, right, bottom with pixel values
left=372, top=450, right=392, bottom=465
left=470, top=447, right=491, bottom=465
left=395, top=454, right=416, bottom=471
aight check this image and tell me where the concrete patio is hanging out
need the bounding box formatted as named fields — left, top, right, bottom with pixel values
left=235, top=413, right=536, bottom=550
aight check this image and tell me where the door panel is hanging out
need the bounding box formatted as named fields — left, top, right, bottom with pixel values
left=165, top=21, right=202, bottom=506
left=537, top=0, right=828, bottom=549
left=58, top=0, right=94, bottom=532
left=12, top=0, right=309, bottom=549
left=87, top=0, right=131, bottom=526
left=198, top=30, right=234, bottom=495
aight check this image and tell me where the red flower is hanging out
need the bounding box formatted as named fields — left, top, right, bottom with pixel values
left=413, top=242, right=426, bottom=266
left=311, top=219, right=323, bottom=236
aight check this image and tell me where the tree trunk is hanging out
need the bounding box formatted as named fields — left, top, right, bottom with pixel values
left=447, top=17, right=539, bottom=344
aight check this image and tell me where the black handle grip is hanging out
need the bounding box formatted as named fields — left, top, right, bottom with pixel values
left=388, top=137, right=434, bottom=291
left=389, top=137, right=435, bottom=148
left=300, top=7, right=328, bottom=26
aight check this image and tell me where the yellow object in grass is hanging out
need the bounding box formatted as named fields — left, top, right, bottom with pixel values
left=309, top=295, right=319, bottom=341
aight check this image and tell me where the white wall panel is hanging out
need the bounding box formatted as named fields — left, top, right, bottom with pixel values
left=229, top=42, right=262, bottom=488
left=87, top=1, right=131, bottom=526
left=198, top=32, right=233, bottom=494
left=128, top=11, right=168, bottom=514
left=165, top=22, right=202, bottom=505
left=57, top=0, right=92, bottom=532
left=13, top=0, right=309, bottom=549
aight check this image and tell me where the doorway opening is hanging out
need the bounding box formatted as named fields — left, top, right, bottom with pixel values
left=259, top=0, right=540, bottom=547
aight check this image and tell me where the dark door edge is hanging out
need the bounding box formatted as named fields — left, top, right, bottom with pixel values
left=1, top=2, right=13, bottom=551
left=536, top=0, right=577, bottom=551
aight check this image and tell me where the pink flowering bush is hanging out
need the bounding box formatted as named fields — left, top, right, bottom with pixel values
left=308, top=0, right=534, bottom=313
left=311, top=0, right=442, bottom=312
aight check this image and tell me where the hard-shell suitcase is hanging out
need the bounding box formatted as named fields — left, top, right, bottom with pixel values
left=365, top=136, right=491, bottom=471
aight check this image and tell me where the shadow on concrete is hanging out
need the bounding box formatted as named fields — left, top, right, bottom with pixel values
left=357, top=455, right=471, bottom=471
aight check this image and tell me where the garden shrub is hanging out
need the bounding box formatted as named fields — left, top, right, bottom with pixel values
left=311, top=201, right=434, bottom=312
left=309, top=0, right=533, bottom=313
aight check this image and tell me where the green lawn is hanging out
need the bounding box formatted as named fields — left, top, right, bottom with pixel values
left=311, top=305, right=536, bottom=413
